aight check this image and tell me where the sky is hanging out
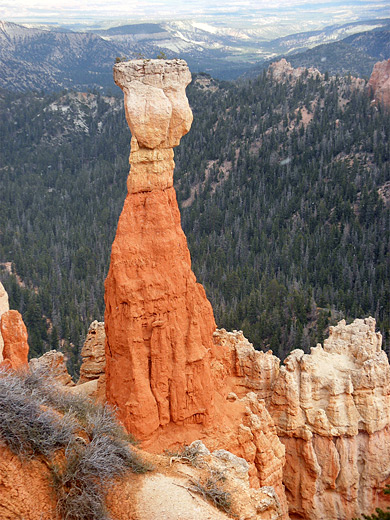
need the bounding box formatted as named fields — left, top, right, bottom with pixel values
left=0, top=0, right=389, bottom=27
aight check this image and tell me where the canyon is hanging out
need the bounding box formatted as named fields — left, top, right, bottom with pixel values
left=0, top=59, right=390, bottom=520
left=102, top=59, right=390, bottom=519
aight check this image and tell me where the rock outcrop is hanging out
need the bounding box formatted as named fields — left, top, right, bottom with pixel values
left=156, top=440, right=283, bottom=520
left=268, top=59, right=323, bottom=83
left=29, top=350, right=74, bottom=387
left=269, top=318, right=390, bottom=519
left=74, top=319, right=106, bottom=400
left=105, top=59, right=217, bottom=440
left=0, top=282, right=29, bottom=369
left=78, top=320, right=105, bottom=384
left=368, top=59, right=390, bottom=107
left=0, top=281, right=10, bottom=360
left=0, top=310, right=29, bottom=369
left=104, top=59, right=288, bottom=516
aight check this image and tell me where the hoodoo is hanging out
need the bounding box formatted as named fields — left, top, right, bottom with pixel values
left=0, top=281, right=28, bottom=369
left=104, top=59, right=217, bottom=439
left=104, top=60, right=288, bottom=517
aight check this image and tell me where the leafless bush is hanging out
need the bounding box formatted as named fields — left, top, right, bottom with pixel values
left=189, top=471, right=232, bottom=514
left=81, top=403, right=137, bottom=445
left=0, top=368, right=75, bottom=458
left=18, top=367, right=137, bottom=445
left=167, top=442, right=204, bottom=467
left=0, top=366, right=152, bottom=520
left=52, top=418, right=151, bottom=520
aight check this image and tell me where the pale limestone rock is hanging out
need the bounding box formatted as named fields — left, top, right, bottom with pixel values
left=69, top=378, right=98, bottom=397
left=269, top=318, right=390, bottom=519
left=179, top=441, right=283, bottom=520
left=0, top=281, right=10, bottom=361
left=29, top=350, right=74, bottom=387
left=212, top=329, right=280, bottom=401
left=268, top=58, right=323, bottom=83
left=78, top=320, right=105, bottom=384
left=0, top=282, right=9, bottom=316
left=113, top=59, right=193, bottom=193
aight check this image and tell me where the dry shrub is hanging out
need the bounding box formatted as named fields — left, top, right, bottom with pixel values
left=0, top=368, right=75, bottom=457
left=189, top=470, right=232, bottom=514
left=0, top=366, right=152, bottom=520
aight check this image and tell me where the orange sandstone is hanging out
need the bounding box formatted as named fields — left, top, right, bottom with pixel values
left=104, top=59, right=288, bottom=516
left=0, top=310, right=29, bottom=369
left=0, top=445, right=58, bottom=520
left=105, top=60, right=216, bottom=438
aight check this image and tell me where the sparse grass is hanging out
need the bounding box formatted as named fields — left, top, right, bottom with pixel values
left=0, top=366, right=152, bottom=520
left=167, top=442, right=204, bottom=467
left=189, top=470, right=232, bottom=514
left=0, top=368, right=76, bottom=458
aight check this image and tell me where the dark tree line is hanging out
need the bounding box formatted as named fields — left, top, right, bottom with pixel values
left=0, top=69, right=389, bottom=372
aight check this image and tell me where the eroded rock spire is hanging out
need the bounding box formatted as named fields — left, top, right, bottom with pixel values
left=104, top=60, right=217, bottom=439
left=105, top=60, right=288, bottom=517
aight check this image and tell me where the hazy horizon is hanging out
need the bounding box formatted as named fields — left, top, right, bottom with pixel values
left=1, top=0, right=389, bottom=32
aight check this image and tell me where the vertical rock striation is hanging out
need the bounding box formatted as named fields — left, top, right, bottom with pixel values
left=104, top=60, right=288, bottom=517
left=0, top=282, right=28, bottom=369
left=269, top=318, right=390, bottom=519
left=105, top=59, right=217, bottom=439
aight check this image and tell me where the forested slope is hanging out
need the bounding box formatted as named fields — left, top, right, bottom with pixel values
left=0, top=66, right=389, bottom=372
left=176, top=72, right=390, bottom=359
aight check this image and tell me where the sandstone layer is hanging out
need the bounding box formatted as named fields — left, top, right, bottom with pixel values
left=29, top=350, right=74, bottom=387
left=0, top=281, right=9, bottom=360
left=269, top=318, right=390, bottom=520
left=368, top=59, right=390, bottom=107
left=104, top=59, right=287, bottom=515
left=0, top=309, right=29, bottom=369
left=78, top=320, right=105, bottom=384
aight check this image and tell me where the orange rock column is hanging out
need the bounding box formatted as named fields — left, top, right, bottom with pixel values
left=0, top=310, right=29, bottom=370
left=104, top=60, right=217, bottom=440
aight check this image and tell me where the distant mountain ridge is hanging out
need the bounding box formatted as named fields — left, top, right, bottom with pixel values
left=0, top=18, right=389, bottom=90
left=101, top=23, right=165, bottom=36
left=244, top=23, right=390, bottom=79
left=263, top=19, right=390, bottom=55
